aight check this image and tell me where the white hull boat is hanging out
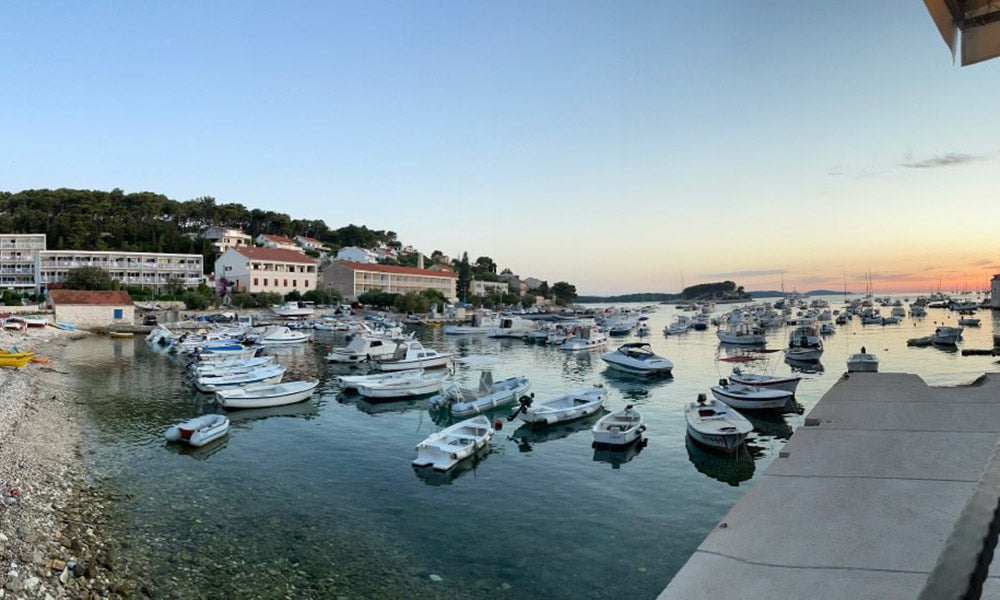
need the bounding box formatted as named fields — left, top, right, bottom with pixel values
left=711, top=381, right=792, bottom=410
left=413, top=415, right=494, bottom=471
left=429, top=372, right=531, bottom=416
left=189, top=356, right=276, bottom=377
left=325, top=335, right=398, bottom=363
left=511, top=385, right=607, bottom=426
left=847, top=351, right=879, bottom=373
left=716, top=323, right=766, bottom=345
left=356, top=371, right=446, bottom=399
left=253, top=326, right=312, bottom=346
left=487, top=316, right=534, bottom=338
left=959, top=317, right=981, bottom=327
left=196, top=346, right=259, bottom=361
left=272, top=302, right=315, bottom=317
left=728, top=367, right=801, bottom=394
left=685, top=395, right=752, bottom=453
left=932, top=326, right=963, bottom=346
left=560, top=324, right=608, bottom=351
left=217, top=379, right=320, bottom=409
left=164, top=414, right=230, bottom=447
left=371, top=341, right=453, bottom=371
left=600, top=343, right=673, bottom=376
left=195, top=365, right=286, bottom=393
left=784, top=347, right=823, bottom=362
left=592, top=404, right=645, bottom=446
left=337, top=370, right=424, bottom=391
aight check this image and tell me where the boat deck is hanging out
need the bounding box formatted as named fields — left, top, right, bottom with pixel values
left=660, top=372, right=1000, bottom=600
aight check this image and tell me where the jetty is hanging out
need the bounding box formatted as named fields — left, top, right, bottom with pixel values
left=660, top=372, right=1000, bottom=600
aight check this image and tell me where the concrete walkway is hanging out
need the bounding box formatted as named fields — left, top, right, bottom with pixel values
left=660, top=372, right=1000, bottom=600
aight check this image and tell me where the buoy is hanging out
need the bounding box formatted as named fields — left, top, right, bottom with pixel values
left=493, top=418, right=503, bottom=430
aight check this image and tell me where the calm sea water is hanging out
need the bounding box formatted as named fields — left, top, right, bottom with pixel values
left=65, top=296, right=999, bottom=599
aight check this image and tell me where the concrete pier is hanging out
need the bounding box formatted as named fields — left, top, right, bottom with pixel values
left=660, top=372, right=1000, bottom=600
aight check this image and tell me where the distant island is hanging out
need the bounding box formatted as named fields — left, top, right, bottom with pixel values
left=578, top=281, right=752, bottom=304
left=749, top=289, right=852, bottom=298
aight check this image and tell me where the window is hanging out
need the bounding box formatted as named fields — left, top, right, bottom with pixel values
left=305, top=280, right=309, bottom=288
left=284, top=279, right=288, bottom=287
left=113, top=308, right=123, bottom=319
left=293, top=280, right=297, bottom=287
left=253, top=278, right=259, bottom=286
left=263, top=278, right=268, bottom=286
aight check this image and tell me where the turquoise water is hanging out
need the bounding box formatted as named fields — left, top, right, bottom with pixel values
left=65, top=297, right=999, bottom=599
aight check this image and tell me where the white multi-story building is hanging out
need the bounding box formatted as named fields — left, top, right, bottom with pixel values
left=471, top=280, right=510, bottom=296
left=336, top=246, right=378, bottom=264
left=256, top=234, right=301, bottom=252
left=37, top=250, right=204, bottom=295
left=0, top=234, right=46, bottom=291
left=215, top=247, right=318, bottom=295
left=322, top=261, right=457, bottom=301
left=202, top=227, right=252, bottom=252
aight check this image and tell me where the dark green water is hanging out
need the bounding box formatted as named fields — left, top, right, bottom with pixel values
left=65, top=297, right=999, bottom=599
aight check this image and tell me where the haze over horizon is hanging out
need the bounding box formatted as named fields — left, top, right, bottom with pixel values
left=2, top=2, right=998, bottom=296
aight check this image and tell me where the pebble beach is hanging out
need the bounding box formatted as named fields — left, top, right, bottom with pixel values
left=0, top=327, right=145, bottom=600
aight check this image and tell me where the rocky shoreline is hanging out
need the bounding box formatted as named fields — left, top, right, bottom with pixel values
left=0, top=328, right=145, bottom=599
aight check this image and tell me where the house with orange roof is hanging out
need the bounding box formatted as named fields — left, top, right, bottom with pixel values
left=215, top=247, right=318, bottom=295
left=255, top=234, right=301, bottom=252
left=46, top=290, right=134, bottom=329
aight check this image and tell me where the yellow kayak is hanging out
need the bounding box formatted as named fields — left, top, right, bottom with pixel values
left=0, top=352, right=34, bottom=368
left=109, top=331, right=134, bottom=339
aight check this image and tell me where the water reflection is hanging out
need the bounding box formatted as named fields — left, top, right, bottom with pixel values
left=412, top=447, right=491, bottom=487
left=354, top=397, right=431, bottom=416
left=591, top=438, right=646, bottom=469
left=508, top=411, right=605, bottom=452
left=685, top=437, right=754, bottom=487
left=226, top=401, right=320, bottom=426
left=743, top=411, right=794, bottom=440
left=163, top=437, right=229, bottom=461
left=600, top=369, right=673, bottom=401
left=784, top=358, right=825, bottom=373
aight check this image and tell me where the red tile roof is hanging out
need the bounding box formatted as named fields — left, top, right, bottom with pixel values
left=47, top=290, right=134, bottom=306
left=260, top=234, right=297, bottom=245
left=234, top=246, right=318, bottom=264
left=336, top=261, right=458, bottom=278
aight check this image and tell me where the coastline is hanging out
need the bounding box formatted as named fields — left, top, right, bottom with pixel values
left=0, top=328, right=142, bottom=599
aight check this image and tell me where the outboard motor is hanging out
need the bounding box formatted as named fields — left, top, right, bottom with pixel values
left=697, top=393, right=707, bottom=404
left=718, top=378, right=728, bottom=387
left=506, top=393, right=535, bottom=421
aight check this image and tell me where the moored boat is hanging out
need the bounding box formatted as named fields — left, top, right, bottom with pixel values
left=371, top=340, right=453, bottom=371
left=710, top=380, right=792, bottom=410
left=846, top=348, right=879, bottom=372
left=0, top=351, right=35, bottom=368
left=164, top=414, right=230, bottom=447
left=592, top=404, right=645, bottom=446
left=216, top=379, right=320, bottom=409
left=413, top=415, right=494, bottom=471
left=509, top=384, right=607, bottom=426
left=685, top=393, right=753, bottom=453
left=599, top=343, right=673, bottom=376
left=195, top=364, right=286, bottom=393
left=728, top=367, right=801, bottom=394
left=356, top=370, right=447, bottom=399
left=429, top=370, right=531, bottom=416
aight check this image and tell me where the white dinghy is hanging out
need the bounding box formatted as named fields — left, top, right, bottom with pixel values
left=710, top=379, right=792, bottom=410
left=356, top=370, right=447, bottom=399
left=188, top=356, right=276, bottom=378
left=509, top=384, right=607, bottom=426
left=195, top=364, right=286, bottom=393
left=325, top=335, right=398, bottom=364
left=251, top=326, right=312, bottom=346
left=164, top=414, right=230, bottom=447
left=592, top=404, right=645, bottom=446
left=430, top=371, right=531, bottom=416
left=216, top=379, right=320, bottom=409
left=846, top=347, right=879, bottom=373
left=728, top=366, right=801, bottom=395
left=337, top=370, right=425, bottom=392
left=413, top=415, right=494, bottom=471
left=600, top=343, right=673, bottom=376
left=685, top=393, right=753, bottom=453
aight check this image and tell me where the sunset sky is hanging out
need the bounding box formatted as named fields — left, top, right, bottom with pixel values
left=2, top=2, right=998, bottom=295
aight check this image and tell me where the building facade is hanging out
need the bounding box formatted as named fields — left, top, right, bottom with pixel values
left=215, top=247, right=318, bottom=295
left=47, top=290, right=135, bottom=329
left=322, top=261, right=457, bottom=301
left=471, top=280, right=510, bottom=296
left=336, top=246, right=378, bottom=264
left=202, top=227, right=251, bottom=252
left=256, top=234, right=301, bottom=252
left=37, top=250, right=203, bottom=295
left=294, top=235, right=326, bottom=253
left=0, top=234, right=46, bottom=291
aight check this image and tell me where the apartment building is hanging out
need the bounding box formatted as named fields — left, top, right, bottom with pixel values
left=322, top=261, right=457, bottom=301
left=471, top=280, right=510, bottom=296
left=0, top=234, right=46, bottom=291
left=294, top=235, right=326, bottom=252
left=215, top=246, right=318, bottom=294
left=202, top=227, right=252, bottom=252
left=256, top=234, right=301, bottom=252
left=37, top=250, right=204, bottom=295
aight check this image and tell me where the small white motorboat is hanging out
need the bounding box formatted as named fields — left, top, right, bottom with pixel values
left=413, top=415, right=494, bottom=471
left=600, top=343, right=673, bottom=376
left=685, top=394, right=753, bottom=454
left=271, top=301, right=315, bottom=317
left=337, top=370, right=424, bottom=391
left=959, top=316, right=981, bottom=327
left=846, top=348, right=879, bottom=373
left=715, top=322, right=766, bottom=345
left=195, top=365, right=286, bottom=393
left=188, top=356, right=276, bottom=377
left=325, top=335, right=398, bottom=363
left=252, top=326, right=312, bottom=346
left=560, top=324, right=608, bottom=351
left=487, top=316, right=535, bottom=338
left=216, top=378, right=320, bottom=409
left=429, top=371, right=531, bottom=416
left=510, top=384, right=607, bottom=426
left=444, top=313, right=499, bottom=335
left=592, top=404, right=645, bottom=446
left=932, top=326, right=963, bottom=346
left=356, top=370, right=447, bottom=399
left=371, top=340, right=453, bottom=371
left=728, top=367, right=801, bottom=394
left=164, top=414, right=230, bottom=447
left=819, top=323, right=835, bottom=335
left=784, top=325, right=823, bottom=362
left=663, top=316, right=691, bottom=335
left=710, top=380, right=792, bottom=410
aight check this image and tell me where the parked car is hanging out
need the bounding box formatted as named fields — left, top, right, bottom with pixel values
left=143, top=315, right=158, bottom=326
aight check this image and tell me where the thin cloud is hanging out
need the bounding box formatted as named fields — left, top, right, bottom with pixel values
left=703, top=269, right=785, bottom=278
left=901, top=152, right=990, bottom=169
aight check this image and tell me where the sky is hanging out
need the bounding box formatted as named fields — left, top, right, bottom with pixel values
left=2, top=1, right=999, bottom=295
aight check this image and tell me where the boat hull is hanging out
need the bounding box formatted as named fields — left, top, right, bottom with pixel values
left=217, top=381, right=318, bottom=409
left=710, top=386, right=791, bottom=410
left=413, top=416, right=494, bottom=471
left=372, top=356, right=451, bottom=371
left=686, top=424, right=748, bottom=454
left=729, top=374, right=800, bottom=394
